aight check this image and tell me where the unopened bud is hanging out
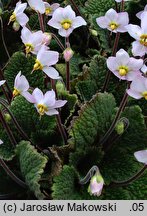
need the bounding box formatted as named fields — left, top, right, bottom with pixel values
left=115, top=121, right=125, bottom=135
left=12, top=21, right=20, bottom=31
left=63, top=47, right=74, bottom=62
left=42, top=32, right=52, bottom=46
left=90, top=29, right=98, bottom=37
left=4, top=113, right=11, bottom=123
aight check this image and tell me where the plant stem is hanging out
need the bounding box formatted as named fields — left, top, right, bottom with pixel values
left=0, top=111, right=17, bottom=147
left=121, top=0, right=125, bottom=12
left=50, top=80, right=67, bottom=145
left=38, top=13, right=45, bottom=32
left=0, top=159, right=27, bottom=188
left=51, top=33, right=65, bottom=51
left=56, top=114, right=67, bottom=145
left=110, top=165, right=147, bottom=187
left=79, top=165, right=99, bottom=184
left=100, top=91, right=128, bottom=150
left=0, top=98, right=31, bottom=142
left=68, top=0, right=83, bottom=17
left=65, top=37, right=70, bottom=91
left=102, top=32, right=120, bottom=92
left=0, top=17, right=10, bottom=59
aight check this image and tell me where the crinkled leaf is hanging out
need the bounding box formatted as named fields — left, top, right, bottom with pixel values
left=15, top=141, right=48, bottom=199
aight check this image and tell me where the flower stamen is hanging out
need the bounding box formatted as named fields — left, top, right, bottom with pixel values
left=25, top=43, right=34, bottom=54
left=140, top=34, right=147, bottom=46
left=118, top=66, right=128, bottom=76
left=13, top=87, right=20, bottom=97
left=109, top=22, right=119, bottom=30
left=37, top=104, right=48, bottom=116
left=61, top=20, right=72, bottom=30
left=33, top=60, right=43, bottom=71
left=142, top=91, right=147, bottom=100
left=45, top=7, right=52, bottom=15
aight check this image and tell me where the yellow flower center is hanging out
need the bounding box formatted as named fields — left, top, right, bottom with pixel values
left=9, top=12, right=16, bottom=23
left=142, top=91, right=147, bottom=100
left=140, top=34, right=147, bottom=46
left=13, top=87, right=20, bottom=97
left=61, top=20, right=72, bottom=30
left=45, top=7, right=52, bottom=15
left=25, top=43, right=34, bottom=54
left=118, top=66, right=128, bottom=76
left=33, top=60, right=43, bottom=71
left=109, top=22, right=119, bottom=30
left=37, top=104, right=48, bottom=116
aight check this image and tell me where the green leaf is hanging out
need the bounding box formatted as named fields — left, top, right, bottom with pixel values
left=52, top=165, right=81, bottom=200
left=0, top=127, right=15, bottom=161
left=85, top=0, right=115, bottom=16
left=15, top=141, right=48, bottom=199
left=68, top=92, right=116, bottom=151
left=4, top=52, right=44, bottom=90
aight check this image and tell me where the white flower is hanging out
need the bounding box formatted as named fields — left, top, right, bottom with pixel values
left=48, top=5, right=87, bottom=37
left=27, top=0, right=45, bottom=14
left=21, top=27, right=43, bottom=54
left=9, top=1, right=29, bottom=27
left=33, top=45, right=60, bottom=80
left=0, top=139, right=3, bottom=145
left=27, top=88, right=67, bottom=116
left=134, top=150, right=147, bottom=164
left=13, top=71, right=30, bottom=98
left=44, top=2, right=60, bottom=16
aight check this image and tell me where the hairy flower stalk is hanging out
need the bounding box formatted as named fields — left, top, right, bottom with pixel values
left=65, top=37, right=71, bottom=91
left=110, top=165, right=147, bottom=187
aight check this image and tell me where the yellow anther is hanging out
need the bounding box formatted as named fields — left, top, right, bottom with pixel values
left=33, top=60, right=43, bottom=71
left=140, top=34, right=147, bottom=46
left=37, top=104, right=48, bottom=116
left=142, top=91, right=147, bottom=100
left=109, top=22, right=119, bottom=30
left=25, top=43, right=34, bottom=54
left=61, top=20, right=72, bottom=30
left=45, top=7, right=52, bottom=15
left=118, top=66, right=128, bottom=76
left=13, top=88, right=20, bottom=97
left=8, top=12, right=16, bottom=24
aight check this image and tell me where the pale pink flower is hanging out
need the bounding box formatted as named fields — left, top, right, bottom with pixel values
left=33, top=45, right=60, bottom=80
left=9, top=1, right=29, bottom=27
left=27, top=88, right=67, bottom=116
left=63, top=47, right=74, bottom=62
left=134, top=150, right=147, bottom=164
left=0, top=139, right=3, bottom=145
left=88, top=171, right=104, bottom=197
left=126, top=75, right=147, bottom=99
left=48, top=5, right=87, bottom=37
left=27, top=0, right=45, bottom=14
left=136, top=5, right=147, bottom=19
left=0, top=80, right=6, bottom=86
left=44, top=2, right=60, bottom=16
left=13, top=71, right=30, bottom=99
left=125, top=13, right=147, bottom=56
left=42, top=32, right=52, bottom=46
left=107, top=49, right=143, bottom=81
left=21, top=27, right=43, bottom=54
left=96, top=8, right=129, bottom=33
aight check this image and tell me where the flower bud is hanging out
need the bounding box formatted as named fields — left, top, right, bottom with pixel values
left=88, top=170, right=104, bottom=196
left=4, top=113, right=11, bottom=123
left=90, top=29, right=98, bottom=36
left=42, top=32, right=52, bottom=46
left=115, top=121, right=125, bottom=135
left=12, top=21, right=20, bottom=31
left=63, top=47, right=74, bottom=62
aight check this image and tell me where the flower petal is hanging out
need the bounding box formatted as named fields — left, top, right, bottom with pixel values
left=45, top=109, right=59, bottom=116
left=51, top=100, right=67, bottom=109
left=132, top=41, right=146, bottom=57
left=134, top=150, right=147, bottom=164
left=16, top=13, right=29, bottom=26
left=32, top=88, right=44, bottom=104
left=43, top=66, right=60, bottom=79
left=125, top=24, right=142, bottom=40
left=72, top=16, right=86, bottom=28
left=126, top=89, right=142, bottom=99
left=96, top=16, right=109, bottom=29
